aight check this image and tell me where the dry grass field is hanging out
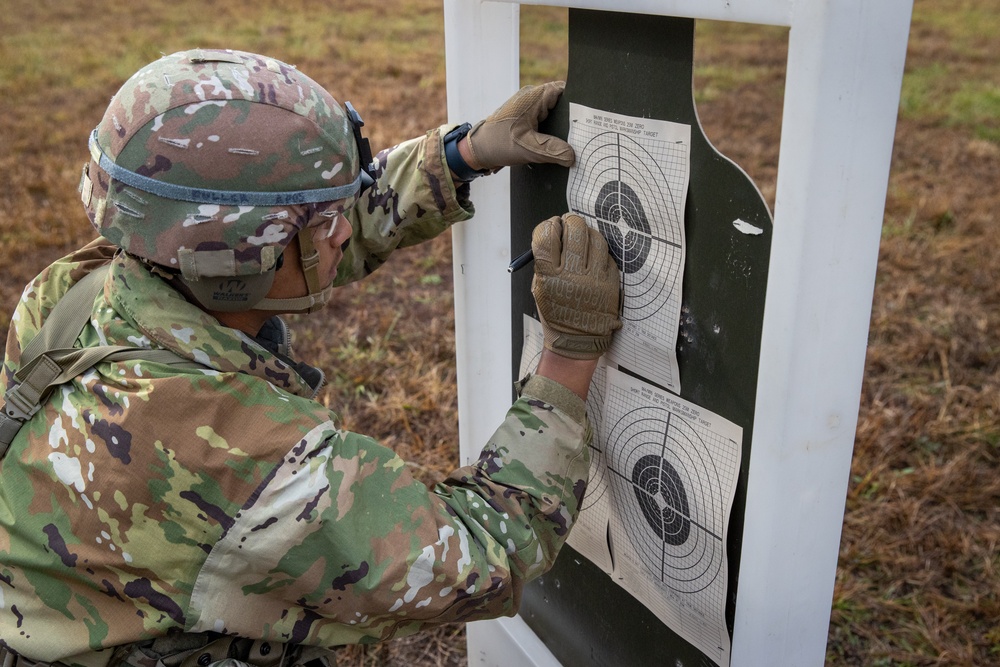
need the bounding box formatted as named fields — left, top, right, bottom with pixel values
left=1, top=0, right=997, bottom=665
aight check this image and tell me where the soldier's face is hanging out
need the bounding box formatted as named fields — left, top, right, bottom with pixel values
left=264, top=210, right=353, bottom=303
left=313, top=213, right=354, bottom=281
left=312, top=211, right=354, bottom=284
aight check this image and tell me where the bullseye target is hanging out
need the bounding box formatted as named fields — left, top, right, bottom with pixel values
left=568, top=128, right=686, bottom=322
left=606, top=406, right=725, bottom=593
left=595, top=181, right=652, bottom=274
left=631, top=454, right=691, bottom=545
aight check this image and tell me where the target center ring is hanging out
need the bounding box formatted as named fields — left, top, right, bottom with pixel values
left=631, top=454, right=691, bottom=546
left=595, top=181, right=652, bottom=274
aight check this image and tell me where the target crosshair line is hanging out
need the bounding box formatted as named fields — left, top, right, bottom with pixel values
left=606, top=406, right=725, bottom=593
left=568, top=128, right=686, bottom=321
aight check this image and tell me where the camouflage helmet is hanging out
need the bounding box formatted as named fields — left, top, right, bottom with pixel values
left=80, top=48, right=366, bottom=312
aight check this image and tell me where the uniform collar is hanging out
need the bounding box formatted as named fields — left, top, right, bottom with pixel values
left=106, top=253, right=322, bottom=398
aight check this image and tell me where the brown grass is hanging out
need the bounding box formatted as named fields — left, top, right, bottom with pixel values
left=2, top=0, right=998, bottom=665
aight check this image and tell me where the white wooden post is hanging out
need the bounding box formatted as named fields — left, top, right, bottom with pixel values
left=443, top=0, right=520, bottom=467
left=734, top=2, right=913, bottom=664
left=445, top=1, right=913, bottom=665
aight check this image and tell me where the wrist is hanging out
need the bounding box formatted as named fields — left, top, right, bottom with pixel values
left=444, top=123, right=488, bottom=182
left=534, top=348, right=600, bottom=401
left=456, top=137, right=478, bottom=172
left=518, top=373, right=588, bottom=425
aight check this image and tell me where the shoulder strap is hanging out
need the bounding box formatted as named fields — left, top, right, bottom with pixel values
left=0, top=265, right=202, bottom=457
left=16, top=267, right=108, bottom=364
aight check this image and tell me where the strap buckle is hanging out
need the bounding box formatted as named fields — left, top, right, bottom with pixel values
left=298, top=246, right=321, bottom=273
left=0, top=352, right=64, bottom=457
left=1, top=645, right=20, bottom=667
left=0, top=385, right=39, bottom=458
left=2, top=384, right=41, bottom=423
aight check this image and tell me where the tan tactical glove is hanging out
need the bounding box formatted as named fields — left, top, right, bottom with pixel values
left=532, top=213, right=622, bottom=360
left=465, top=81, right=575, bottom=172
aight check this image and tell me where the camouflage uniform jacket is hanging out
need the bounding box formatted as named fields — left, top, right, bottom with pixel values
left=0, top=129, right=591, bottom=665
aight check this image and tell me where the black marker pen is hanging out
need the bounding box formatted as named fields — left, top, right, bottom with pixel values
left=508, top=248, right=534, bottom=274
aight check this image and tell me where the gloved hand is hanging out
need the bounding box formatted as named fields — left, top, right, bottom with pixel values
left=465, top=81, right=575, bottom=172
left=531, top=213, right=622, bottom=360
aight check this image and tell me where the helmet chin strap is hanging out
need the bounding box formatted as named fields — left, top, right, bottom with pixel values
left=255, top=225, right=333, bottom=314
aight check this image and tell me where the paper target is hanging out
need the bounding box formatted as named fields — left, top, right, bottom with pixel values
left=597, top=368, right=743, bottom=666
left=568, top=127, right=685, bottom=320
left=607, top=406, right=725, bottom=593
left=566, top=104, right=691, bottom=392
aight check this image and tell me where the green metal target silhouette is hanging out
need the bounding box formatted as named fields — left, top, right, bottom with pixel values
left=510, top=9, right=772, bottom=666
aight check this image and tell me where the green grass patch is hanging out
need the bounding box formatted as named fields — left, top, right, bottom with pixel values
left=1, top=1, right=444, bottom=104
left=900, top=63, right=1000, bottom=141
left=950, top=81, right=1000, bottom=142
left=912, top=0, right=1000, bottom=58
left=900, top=63, right=951, bottom=121
left=900, top=1, right=1000, bottom=143
left=693, top=63, right=776, bottom=104
left=520, top=5, right=568, bottom=83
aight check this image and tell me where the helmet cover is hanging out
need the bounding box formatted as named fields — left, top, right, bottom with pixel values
left=79, top=49, right=361, bottom=309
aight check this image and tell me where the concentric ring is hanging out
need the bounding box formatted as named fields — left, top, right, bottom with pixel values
left=631, top=454, right=691, bottom=545
left=568, top=129, right=685, bottom=319
left=607, top=407, right=725, bottom=593
left=595, top=181, right=652, bottom=275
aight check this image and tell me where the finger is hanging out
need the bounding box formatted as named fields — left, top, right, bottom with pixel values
left=532, top=215, right=564, bottom=274
left=514, top=132, right=576, bottom=167
left=519, top=81, right=563, bottom=128
left=536, top=81, right=566, bottom=118
left=560, top=213, right=591, bottom=273
left=586, top=226, right=611, bottom=272
left=486, top=84, right=537, bottom=124
left=527, top=134, right=576, bottom=167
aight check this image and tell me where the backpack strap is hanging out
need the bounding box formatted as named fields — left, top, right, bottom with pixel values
left=0, top=265, right=202, bottom=458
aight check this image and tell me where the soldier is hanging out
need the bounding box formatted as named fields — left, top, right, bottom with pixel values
left=0, top=50, right=621, bottom=666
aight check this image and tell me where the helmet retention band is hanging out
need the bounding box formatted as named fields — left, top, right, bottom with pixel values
left=254, top=226, right=334, bottom=314
left=89, top=131, right=363, bottom=206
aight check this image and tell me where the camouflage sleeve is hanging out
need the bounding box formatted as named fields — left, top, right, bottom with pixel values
left=188, top=375, right=590, bottom=646
left=438, top=374, right=590, bottom=586
left=334, top=125, right=475, bottom=285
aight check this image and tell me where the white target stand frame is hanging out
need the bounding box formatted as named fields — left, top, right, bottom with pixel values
left=444, top=1, right=913, bottom=665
